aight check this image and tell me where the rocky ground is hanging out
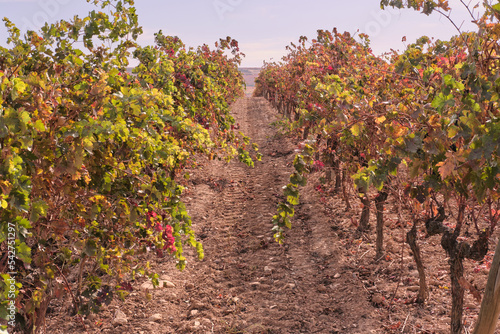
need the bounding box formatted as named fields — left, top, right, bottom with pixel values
left=44, top=95, right=498, bottom=333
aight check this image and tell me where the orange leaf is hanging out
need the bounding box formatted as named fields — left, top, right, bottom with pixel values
left=436, top=152, right=457, bottom=180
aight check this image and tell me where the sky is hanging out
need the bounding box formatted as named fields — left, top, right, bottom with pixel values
left=0, top=0, right=483, bottom=67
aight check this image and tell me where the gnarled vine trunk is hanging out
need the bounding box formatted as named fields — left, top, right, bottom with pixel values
left=334, top=160, right=342, bottom=194
left=342, top=171, right=351, bottom=211
left=406, top=220, right=428, bottom=303
left=426, top=204, right=489, bottom=334
left=375, top=190, right=388, bottom=259
left=357, top=195, right=370, bottom=233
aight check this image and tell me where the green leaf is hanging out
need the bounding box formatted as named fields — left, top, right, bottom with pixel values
left=13, top=78, right=27, bottom=94
left=84, top=239, right=98, bottom=257
left=0, top=303, right=10, bottom=322
left=16, top=217, right=32, bottom=230
left=290, top=172, right=307, bottom=186
left=293, top=156, right=307, bottom=173
left=11, top=189, right=30, bottom=213
left=431, top=92, right=455, bottom=111
left=11, top=78, right=27, bottom=100
left=34, top=120, right=46, bottom=132
left=30, top=200, right=48, bottom=223
left=16, top=241, right=31, bottom=264
left=19, top=111, right=30, bottom=126
left=0, top=119, right=8, bottom=138
left=404, top=135, right=422, bottom=153
left=352, top=171, right=370, bottom=193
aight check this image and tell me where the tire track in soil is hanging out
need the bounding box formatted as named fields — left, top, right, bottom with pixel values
left=45, top=97, right=382, bottom=334
left=172, top=97, right=381, bottom=334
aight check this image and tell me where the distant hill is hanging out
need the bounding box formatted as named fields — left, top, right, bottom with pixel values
left=126, top=66, right=261, bottom=95
left=239, top=67, right=261, bottom=88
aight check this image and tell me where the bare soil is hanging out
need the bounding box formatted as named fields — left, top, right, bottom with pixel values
left=45, top=96, right=498, bottom=333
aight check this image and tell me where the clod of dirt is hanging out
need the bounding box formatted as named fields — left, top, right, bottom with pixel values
left=371, top=293, right=386, bottom=306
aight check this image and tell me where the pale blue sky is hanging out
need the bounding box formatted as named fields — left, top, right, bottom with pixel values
left=0, top=0, right=481, bottom=67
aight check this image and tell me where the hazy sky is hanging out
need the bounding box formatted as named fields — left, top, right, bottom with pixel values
left=0, top=0, right=482, bottom=67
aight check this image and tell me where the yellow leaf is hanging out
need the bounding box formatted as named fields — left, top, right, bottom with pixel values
left=90, top=195, right=106, bottom=203
left=350, top=123, right=362, bottom=137
left=375, top=116, right=386, bottom=124
left=393, top=125, right=407, bottom=138
left=368, top=96, right=376, bottom=108
left=72, top=171, right=81, bottom=181
left=429, top=114, right=440, bottom=127
left=447, top=127, right=458, bottom=138
left=13, top=78, right=27, bottom=94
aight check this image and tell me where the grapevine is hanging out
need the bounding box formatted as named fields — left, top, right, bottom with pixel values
left=0, top=0, right=257, bottom=332
left=256, top=2, right=500, bottom=332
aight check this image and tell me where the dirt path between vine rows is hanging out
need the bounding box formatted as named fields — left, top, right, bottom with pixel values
left=46, top=96, right=492, bottom=334
left=174, top=96, right=379, bottom=333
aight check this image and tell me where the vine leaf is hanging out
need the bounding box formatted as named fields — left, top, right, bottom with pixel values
left=436, top=152, right=464, bottom=180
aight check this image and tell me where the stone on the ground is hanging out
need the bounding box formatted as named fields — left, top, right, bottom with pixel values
left=162, top=280, right=175, bottom=288
left=148, top=313, right=162, bottom=322
left=249, top=282, right=261, bottom=289
left=112, top=309, right=128, bottom=326
left=140, top=279, right=175, bottom=290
